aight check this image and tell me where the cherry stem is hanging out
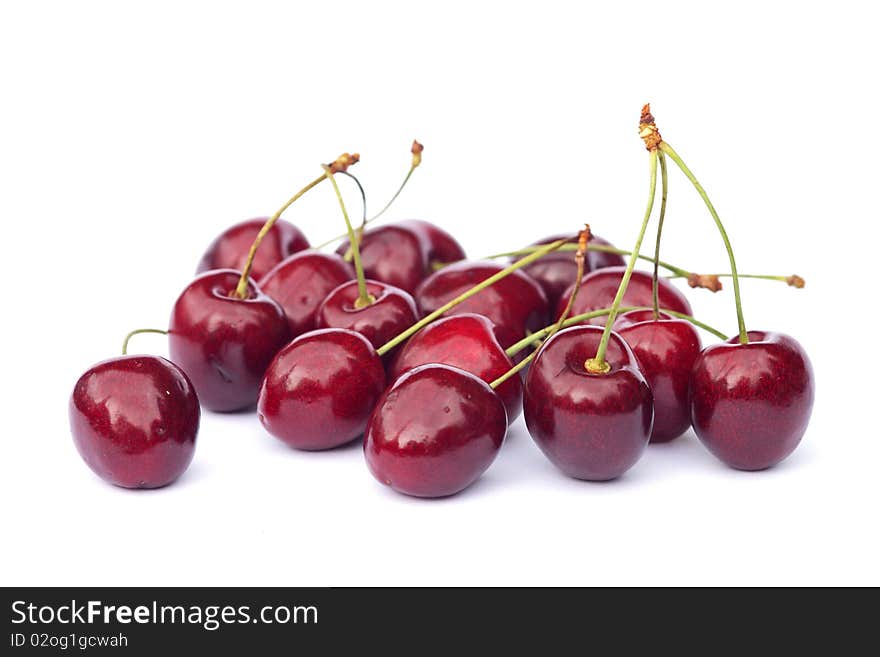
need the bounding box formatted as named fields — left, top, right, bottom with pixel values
left=122, top=328, right=168, bottom=356
left=339, top=171, right=367, bottom=226
left=312, top=140, right=422, bottom=251
left=232, top=173, right=327, bottom=298
left=585, top=150, right=659, bottom=374
left=652, top=151, right=669, bottom=319
left=376, top=238, right=567, bottom=357
left=489, top=230, right=588, bottom=390
left=323, top=165, right=373, bottom=308
left=659, top=141, right=748, bottom=344
left=504, top=305, right=728, bottom=357
left=667, top=272, right=804, bottom=285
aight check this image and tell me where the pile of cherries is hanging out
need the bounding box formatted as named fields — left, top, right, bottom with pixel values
left=69, top=106, right=815, bottom=498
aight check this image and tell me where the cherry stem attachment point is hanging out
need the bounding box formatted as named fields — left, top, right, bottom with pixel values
left=586, top=149, right=659, bottom=374
left=659, top=141, right=748, bottom=344
left=323, top=165, right=373, bottom=308
left=122, top=328, right=168, bottom=356
left=376, top=238, right=567, bottom=357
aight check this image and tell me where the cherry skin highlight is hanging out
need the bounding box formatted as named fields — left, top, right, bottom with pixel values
left=169, top=270, right=290, bottom=412
left=524, top=325, right=653, bottom=481
left=315, top=279, right=418, bottom=354
left=414, top=260, right=549, bottom=349
left=259, top=251, right=355, bottom=337
left=388, top=313, right=522, bottom=424
left=557, top=266, right=692, bottom=325
left=689, top=331, right=814, bottom=470
left=258, top=329, right=385, bottom=450
left=69, top=355, right=199, bottom=488
left=517, top=233, right=625, bottom=308
left=614, top=309, right=702, bottom=442
left=197, top=218, right=309, bottom=282
left=364, top=363, right=507, bottom=498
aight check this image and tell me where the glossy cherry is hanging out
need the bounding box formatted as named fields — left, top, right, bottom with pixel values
left=388, top=313, right=522, bottom=424
left=258, top=329, right=385, bottom=450
left=169, top=269, right=290, bottom=412
left=558, top=266, right=692, bottom=325
left=524, top=325, right=652, bottom=480
left=259, top=251, right=355, bottom=337
left=315, top=279, right=418, bottom=354
left=689, top=331, right=814, bottom=470
left=336, top=220, right=465, bottom=294
left=397, top=219, right=466, bottom=267
left=364, top=364, right=507, bottom=498
left=517, top=233, right=625, bottom=308
left=70, top=355, right=199, bottom=488
left=197, top=218, right=310, bottom=282
left=414, top=261, right=549, bottom=349
left=614, top=309, right=701, bottom=442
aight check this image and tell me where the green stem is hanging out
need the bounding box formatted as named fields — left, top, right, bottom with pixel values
left=586, top=150, right=659, bottom=373
left=323, top=165, right=373, bottom=307
left=376, top=239, right=567, bottom=357
left=339, top=171, right=367, bottom=226
left=122, top=328, right=168, bottom=356
left=233, top=173, right=327, bottom=299
left=504, top=305, right=728, bottom=357
left=667, top=272, right=799, bottom=283
left=652, top=151, right=669, bottom=318
left=659, top=141, right=748, bottom=344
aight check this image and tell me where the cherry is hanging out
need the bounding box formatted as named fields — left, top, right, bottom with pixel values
left=258, top=329, right=385, bottom=450
left=388, top=313, right=522, bottom=424
left=315, top=279, right=418, bottom=354
left=196, top=218, right=309, bottom=282
left=523, top=326, right=652, bottom=480
left=690, top=331, right=814, bottom=470
left=614, top=310, right=702, bottom=442
left=517, top=232, right=625, bottom=307
left=335, top=223, right=428, bottom=294
left=69, top=355, right=199, bottom=488
left=558, top=266, right=692, bottom=325
left=397, top=219, right=467, bottom=267
left=414, top=261, right=549, bottom=348
left=364, top=364, right=507, bottom=498
left=169, top=270, right=289, bottom=412
left=259, top=251, right=355, bottom=336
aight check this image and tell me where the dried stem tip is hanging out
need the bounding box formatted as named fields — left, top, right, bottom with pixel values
left=787, top=274, right=805, bottom=288
left=578, top=224, right=591, bottom=255
left=411, top=140, right=424, bottom=168
left=687, top=273, right=723, bottom=292
left=639, top=103, right=663, bottom=151
left=326, top=152, right=360, bottom=174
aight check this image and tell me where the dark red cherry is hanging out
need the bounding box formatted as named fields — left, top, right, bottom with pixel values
left=690, top=331, right=814, bottom=470
left=336, top=224, right=427, bottom=293
left=364, top=364, right=507, bottom=498
left=259, top=251, right=355, bottom=337
left=558, top=266, right=692, bottom=325
left=315, top=279, right=418, bottom=354
left=414, top=261, right=549, bottom=349
left=396, top=219, right=466, bottom=267
left=388, top=313, right=522, bottom=424
left=258, top=329, right=385, bottom=450
left=524, top=325, right=652, bottom=481
left=197, top=218, right=309, bottom=282
left=169, top=270, right=290, bottom=412
left=69, top=356, right=199, bottom=488
left=614, top=310, right=701, bottom=442
left=517, top=233, right=626, bottom=308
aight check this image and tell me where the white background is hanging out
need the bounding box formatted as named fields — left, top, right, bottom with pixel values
left=1, top=1, right=877, bottom=586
